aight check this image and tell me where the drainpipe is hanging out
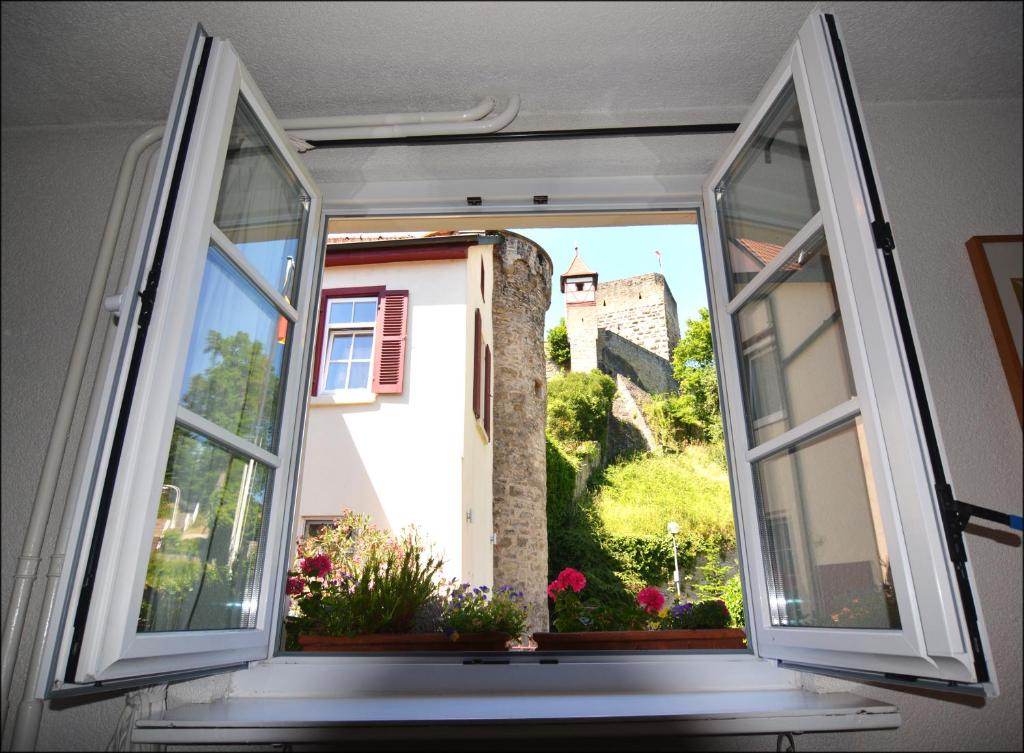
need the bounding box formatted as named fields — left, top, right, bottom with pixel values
left=1, top=125, right=164, bottom=747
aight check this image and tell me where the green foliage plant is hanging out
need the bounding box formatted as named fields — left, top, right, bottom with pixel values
left=546, top=369, right=617, bottom=447
left=661, top=599, right=732, bottom=630
left=440, top=583, right=529, bottom=642
left=287, top=528, right=444, bottom=639
left=670, top=307, right=723, bottom=447
left=643, top=392, right=703, bottom=451
left=546, top=318, right=571, bottom=370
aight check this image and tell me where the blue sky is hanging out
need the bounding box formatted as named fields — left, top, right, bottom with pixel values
left=508, top=224, right=709, bottom=335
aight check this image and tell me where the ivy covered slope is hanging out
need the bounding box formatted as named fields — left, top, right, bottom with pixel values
left=544, top=310, right=744, bottom=626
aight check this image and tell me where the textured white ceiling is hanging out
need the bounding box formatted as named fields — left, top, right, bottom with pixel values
left=2, top=1, right=1020, bottom=129
left=1, top=2, right=1020, bottom=188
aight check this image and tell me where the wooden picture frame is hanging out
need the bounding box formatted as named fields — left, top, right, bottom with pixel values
left=966, top=235, right=1023, bottom=425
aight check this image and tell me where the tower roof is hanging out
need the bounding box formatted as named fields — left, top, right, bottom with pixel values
left=559, top=248, right=598, bottom=292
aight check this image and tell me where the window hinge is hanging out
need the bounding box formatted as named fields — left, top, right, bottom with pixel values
left=871, top=219, right=895, bottom=254
left=937, top=482, right=1023, bottom=563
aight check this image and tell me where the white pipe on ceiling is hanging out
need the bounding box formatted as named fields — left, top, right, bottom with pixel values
left=285, top=95, right=521, bottom=144
left=279, top=96, right=496, bottom=130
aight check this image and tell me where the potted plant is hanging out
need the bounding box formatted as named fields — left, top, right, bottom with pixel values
left=285, top=513, right=527, bottom=651
left=531, top=567, right=746, bottom=650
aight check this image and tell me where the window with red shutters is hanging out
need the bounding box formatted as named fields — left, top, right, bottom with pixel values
left=371, top=290, right=409, bottom=394
left=483, top=344, right=492, bottom=440
left=472, top=309, right=482, bottom=418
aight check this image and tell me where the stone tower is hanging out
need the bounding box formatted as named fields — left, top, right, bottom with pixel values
left=559, top=248, right=599, bottom=373
left=491, top=231, right=553, bottom=633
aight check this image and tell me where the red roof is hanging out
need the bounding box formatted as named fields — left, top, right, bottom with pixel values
left=731, top=238, right=800, bottom=272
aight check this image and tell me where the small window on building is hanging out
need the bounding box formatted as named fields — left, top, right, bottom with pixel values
left=320, top=297, right=377, bottom=393
left=303, top=518, right=338, bottom=538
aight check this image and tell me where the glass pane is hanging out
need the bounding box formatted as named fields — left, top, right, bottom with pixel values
left=351, top=333, right=374, bottom=360
left=734, top=234, right=855, bottom=446
left=353, top=300, right=377, bottom=323
left=179, top=247, right=287, bottom=451
left=348, top=362, right=370, bottom=389
left=328, top=301, right=353, bottom=325
left=214, top=96, right=308, bottom=299
left=329, top=334, right=353, bottom=361
left=754, top=419, right=900, bottom=629
left=325, top=363, right=348, bottom=391
left=140, top=427, right=270, bottom=632
left=716, top=80, right=820, bottom=298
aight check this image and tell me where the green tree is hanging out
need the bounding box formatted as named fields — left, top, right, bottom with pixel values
left=546, top=318, right=571, bottom=370
left=671, top=308, right=722, bottom=443
left=546, top=369, right=617, bottom=447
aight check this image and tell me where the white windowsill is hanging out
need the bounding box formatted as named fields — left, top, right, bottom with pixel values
left=133, top=653, right=899, bottom=744
left=310, top=390, right=378, bottom=406
left=135, top=690, right=899, bottom=744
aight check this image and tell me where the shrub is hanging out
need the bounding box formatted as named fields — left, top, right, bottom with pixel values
left=546, top=318, right=571, bottom=370
left=644, top=392, right=703, bottom=451
left=695, top=558, right=744, bottom=627
left=546, top=369, right=617, bottom=447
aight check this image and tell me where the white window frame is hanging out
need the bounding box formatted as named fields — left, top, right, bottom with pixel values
left=318, top=296, right=377, bottom=395
left=40, top=11, right=992, bottom=708
left=45, top=30, right=324, bottom=688
left=702, top=14, right=989, bottom=688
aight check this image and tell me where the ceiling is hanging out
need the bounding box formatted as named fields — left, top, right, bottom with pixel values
left=2, top=1, right=1021, bottom=188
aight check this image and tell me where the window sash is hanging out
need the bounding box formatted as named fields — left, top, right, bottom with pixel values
left=319, top=296, right=378, bottom=393
left=56, top=35, right=323, bottom=686
left=702, top=14, right=982, bottom=686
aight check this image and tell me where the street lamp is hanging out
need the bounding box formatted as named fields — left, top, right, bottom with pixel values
left=667, top=521, right=681, bottom=598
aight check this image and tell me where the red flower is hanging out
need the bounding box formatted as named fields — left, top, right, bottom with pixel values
left=286, top=576, right=304, bottom=596
left=299, top=553, right=332, bottom=579
left=556, top=567, right=587, bottom=593
left=547, top=579, right=566, bottom=600
left=636, top=586, right=665, bottom=614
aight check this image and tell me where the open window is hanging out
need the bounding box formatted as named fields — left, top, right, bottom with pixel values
left=703, top=13, right=991, bottom=690
left=42, top=12, right=992, bottom=698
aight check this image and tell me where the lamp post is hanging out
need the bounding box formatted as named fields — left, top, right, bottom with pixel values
left=667, top=521, right=681, bottom=598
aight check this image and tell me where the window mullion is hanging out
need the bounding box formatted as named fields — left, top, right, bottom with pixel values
left=176, top=405, right=281, bottom=469
left=210, top=224, right=298, bottom=322
left=745, top=397, right=860, bottom=463
left=726, top=211, right=824, bottom=315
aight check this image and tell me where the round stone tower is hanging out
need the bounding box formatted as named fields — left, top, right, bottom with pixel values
left=490, top=231, right=553, bottom=633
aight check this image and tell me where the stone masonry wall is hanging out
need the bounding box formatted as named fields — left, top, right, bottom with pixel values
left=597, top=273, right=680, bottom=361
left=491, top=232, right=553, bottom=633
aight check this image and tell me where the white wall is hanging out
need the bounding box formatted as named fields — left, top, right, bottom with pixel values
left=461, top=243, right=495, bottom=587
left=1, top=97, right=1021, bottom=750
left=298, top=259, right=469, bottom=582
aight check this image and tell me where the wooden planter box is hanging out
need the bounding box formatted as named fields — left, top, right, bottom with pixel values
left=298, top=632, right=512, bottom=652
left=531, top=628, right=746, bottom=651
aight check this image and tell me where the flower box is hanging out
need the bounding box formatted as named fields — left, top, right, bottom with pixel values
left=298, top=632, right=512, bottom=652
left=531, top=628, right=746, bottom=651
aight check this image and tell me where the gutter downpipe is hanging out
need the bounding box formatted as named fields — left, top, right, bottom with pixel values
left=1, top=125, right=164, bottom=748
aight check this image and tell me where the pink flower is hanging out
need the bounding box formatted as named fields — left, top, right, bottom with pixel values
left=285, top=576, right=304, bottom=596
left=299, top=553, right=332, bottom=579
left=556, top=567, right=587, bottom=593
left=547, top=579, right=566, bottom=600
left=636, top=586, right=665, bottom=614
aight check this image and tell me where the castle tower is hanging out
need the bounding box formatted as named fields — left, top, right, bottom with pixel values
left=492, top=231, right=553, bottom=633
left=559, top=246, right=599, bottom=373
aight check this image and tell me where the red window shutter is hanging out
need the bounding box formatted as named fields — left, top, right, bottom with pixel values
left=484, top=344, right=492, bottom=440
left=372, top=290, right=409, bottom=394
left=472, top=309, right=482, bottom=418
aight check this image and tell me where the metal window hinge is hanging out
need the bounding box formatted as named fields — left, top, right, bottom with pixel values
left=871, top=219, right=895, bottom=254
left=937, top=482, right=1023, bottom=563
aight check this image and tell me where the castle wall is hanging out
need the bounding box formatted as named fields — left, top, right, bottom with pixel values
left=596, top=273, right=680, bottom=362
left=491, top=232, right=553, bottom=633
